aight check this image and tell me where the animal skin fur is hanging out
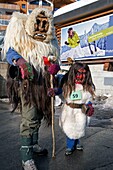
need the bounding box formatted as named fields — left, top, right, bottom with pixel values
left=3, top=8, right=60, bottom=124
left=3, top=8, right=59, bottom=71
left=59, top=84, right=92, bottom=139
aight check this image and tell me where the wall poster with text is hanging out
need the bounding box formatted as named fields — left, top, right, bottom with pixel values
left=60, top=14, right=113, bottom=61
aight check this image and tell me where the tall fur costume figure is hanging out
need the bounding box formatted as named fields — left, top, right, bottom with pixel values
left=3, top=7, right=60, bottom=170
left=59, top=62, right=95, bottom=156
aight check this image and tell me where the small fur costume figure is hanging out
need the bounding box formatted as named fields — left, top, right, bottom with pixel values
left=3, top=7, right=60, bottom=170
left=59, top=62, right=95, bottom=156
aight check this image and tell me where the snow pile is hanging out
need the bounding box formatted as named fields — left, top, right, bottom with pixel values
left=0, top=98, right=9, bottom=103
left=102, top=95, right=113, bottom=109
left=93, top=94, right=113, bottom=110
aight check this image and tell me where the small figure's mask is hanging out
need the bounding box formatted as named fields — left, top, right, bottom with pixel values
left=33, top=11, right=49, bottom=41
left=75, top=68, right=86, bottom=84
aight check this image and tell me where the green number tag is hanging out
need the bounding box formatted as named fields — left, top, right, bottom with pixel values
left=70, top=91, right=82, bottom=101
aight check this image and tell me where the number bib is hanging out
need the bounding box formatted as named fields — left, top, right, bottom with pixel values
left=70, top=91, right=82, bottom=101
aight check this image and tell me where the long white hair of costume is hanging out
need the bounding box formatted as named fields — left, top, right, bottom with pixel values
left=3, top=9, right=59, bottom=71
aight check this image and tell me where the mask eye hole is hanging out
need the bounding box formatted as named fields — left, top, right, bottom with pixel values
left=36, top=19, right=40, bottom=25
left=42, top=20, right=47, bottom=28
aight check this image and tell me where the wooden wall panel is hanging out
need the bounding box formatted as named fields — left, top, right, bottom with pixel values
left=0, top=14, right=11, bottom=20
left=28, top=4, right=52, bottom=10
left=0, top=25, right=7, bottom=31
left=0, top=3, right=20, bottom=10
left=55, top=26, right=61, bottom=46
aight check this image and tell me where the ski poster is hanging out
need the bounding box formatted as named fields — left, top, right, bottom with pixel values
left=60, top=13, right=113, bottom=61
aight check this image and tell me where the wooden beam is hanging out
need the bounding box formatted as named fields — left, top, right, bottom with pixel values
left=0, top=0, right=75, bottom=8
left=0, top=14, right=11, bottom=20
left=0, top=0, right=26, bottom=3
left=54, top=0, right=75, bottom=8
left=79, top=59, right=113, bottom=65
left=0, top=25, right=7, bottom=31
left=28, top=4, right=52, bottom=10
left=62, top=58, right=113, bottom=65
left=55, top=9, right=113, bottom=29
left=0, top=3, right=20, bottom=10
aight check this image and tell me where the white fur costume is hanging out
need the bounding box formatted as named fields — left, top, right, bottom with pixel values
left=3, top=8, right=59, bottom=71
left=59, top=84, right=92, bottom=139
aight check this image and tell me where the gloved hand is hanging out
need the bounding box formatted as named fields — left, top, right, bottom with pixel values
left=48, top=64, right=60, bottom=75
left=8, top=65, right=20, bottom=79
left=65, top=41, right=69, bottom=45
left=77, top=40, right=80, bottom=44
left=19, top=63, right=34, bottom=80
left=47, top=88, right=62, bottom=97
left=15, top=58, right=34, bottom=80
left=16, top=58, right=26, bottom=66
left=86, top=101, right=94, bottom=117
left=47, top=88, right=55, bottom=97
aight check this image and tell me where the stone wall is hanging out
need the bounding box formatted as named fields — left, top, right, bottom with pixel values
left=61, top=64, right=113, bottom=96
left=89, top=64, right=113, bottom=96
left=0, top=62, right=8, bottom=97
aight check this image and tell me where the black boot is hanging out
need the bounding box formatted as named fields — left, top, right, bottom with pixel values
left=74, top=139, right=83, bottom=151
left=32, top=131, right=48, bottom=156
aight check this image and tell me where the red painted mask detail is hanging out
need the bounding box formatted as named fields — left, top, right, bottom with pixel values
left=75, top=68, right=86, bottom=84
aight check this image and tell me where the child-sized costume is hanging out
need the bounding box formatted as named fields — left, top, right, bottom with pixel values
left=59, top=63, right=95, bottom=156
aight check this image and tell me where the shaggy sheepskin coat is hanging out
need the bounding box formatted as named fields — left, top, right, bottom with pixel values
left=59, top=84, right=92, bottom=139
left=3, top=8, right=59, bottom=71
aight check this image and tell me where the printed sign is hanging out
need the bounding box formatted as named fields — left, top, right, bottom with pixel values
left=70, top=91, right=82, bottom=101
left=61, top=14, right=113, bottom=61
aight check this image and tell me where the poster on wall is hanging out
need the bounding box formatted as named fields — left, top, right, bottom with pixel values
left=60, top=14, right=113, bottom=61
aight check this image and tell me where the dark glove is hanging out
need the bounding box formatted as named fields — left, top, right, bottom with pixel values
left=9, top=65, right=20, bottom=79
left=48, top=64, right=60, bottom=75
left=21, top=63, right=34, bottom=80
left=17, top=62, right=34, bottom=80
left=65, top=41, right=69, bottom=45
left=77, top=40, right=80, bottom=44
left=16, top=58, right=26, bottom=66
left=47, top=88, right=55, bottom=97
left=86, top=101, right=94, bottom=117
left=47, top=88, right=62, bottom=97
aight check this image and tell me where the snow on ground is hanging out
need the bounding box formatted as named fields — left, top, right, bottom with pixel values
left=60, top=45, right=105, bottom=61
left=93, top=94, right=113, bottom=110
left=0, top=98, right=9, bottom=103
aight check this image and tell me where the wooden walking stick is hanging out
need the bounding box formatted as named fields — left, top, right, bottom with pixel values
left=50, top=74, right=56, bottom=158
left=46, top=55, right=60, bottom=158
